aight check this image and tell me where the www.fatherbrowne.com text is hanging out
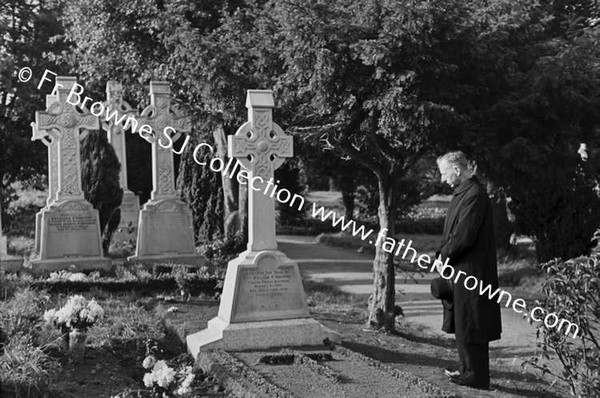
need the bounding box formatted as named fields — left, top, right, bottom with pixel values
left=25, top=67, right=580, bottom=339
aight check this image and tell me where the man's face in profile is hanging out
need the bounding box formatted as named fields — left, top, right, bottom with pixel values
left=438, top=159, right=460, bottom=188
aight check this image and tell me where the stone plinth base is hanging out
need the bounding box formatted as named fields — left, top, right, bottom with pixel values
left=28, top=256, right=112, bottom=275
left=186, top=317, right=341, bottom=358
left=132, top=198, right=197, bottom=259
left=127, top=253, right=206, bottom=267
left=112, top=190, right=140, bottom=246
left=1, top=255, right=23, bottom=272
left=37, top=200, right=105, bottom=259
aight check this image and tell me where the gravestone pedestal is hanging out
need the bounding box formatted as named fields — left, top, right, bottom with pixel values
left=111, top=190, right=139, bottom=245
left=128, top=198, right=203, bottom=266
left=187, top=250, right=340, bottom=355
left=31, top=200, right=111, bottom=273
left=1, top=228, right=22, bottom=272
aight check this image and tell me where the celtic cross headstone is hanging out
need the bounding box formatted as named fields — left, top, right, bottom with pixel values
left=229, top=91, right=293, bottom=251
left=104, top=81, right=140, bottom=244
left=30, top=77, right=110, bottom=273
left=186, top=90, right=339, bottom=355
left=127, top=81, right=202, bottom=266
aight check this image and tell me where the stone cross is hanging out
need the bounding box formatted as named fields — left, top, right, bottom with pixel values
left=31, top=95, right=60, bottom=206
left=104, top=81, right=137, bottom=191
left=229, top=90, right=293, bottom=251
left=137, top=82, right=191, bottom=201
left=34, top=77, right=99, bottom=202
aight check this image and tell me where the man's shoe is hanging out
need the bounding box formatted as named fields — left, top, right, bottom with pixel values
left=444, top=368, right=460, bottom=378
left=449, top=375, right=489, bottom=390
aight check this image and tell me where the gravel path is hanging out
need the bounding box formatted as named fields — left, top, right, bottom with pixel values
left=277, top=235, right=564, bottom=397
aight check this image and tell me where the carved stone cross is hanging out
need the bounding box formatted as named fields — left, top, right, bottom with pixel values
left=137, top=81, right=191, bottom=201
left=229, top=90, right=293, bottom=251
left=104, top=81, right=137, bottom=192
left=34, top=77, right=99, bottom=202
left=31, top=95, right=60, bottom=206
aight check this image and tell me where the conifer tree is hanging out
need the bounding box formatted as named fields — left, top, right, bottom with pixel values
left=178, top=136, right=223, bottom=243
left=80, top=130, right=123, bottom=255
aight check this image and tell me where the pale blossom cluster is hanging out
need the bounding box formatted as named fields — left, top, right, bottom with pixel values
left=43, top=295, right=104, bottom=331
left=48, top=270, right=87, bottom=281
left=142, top=355, right=195, bottom=396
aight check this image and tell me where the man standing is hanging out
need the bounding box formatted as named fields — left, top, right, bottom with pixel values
left=435, top=151, right=502, bottom=390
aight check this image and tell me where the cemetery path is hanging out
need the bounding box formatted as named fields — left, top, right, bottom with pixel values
left=277, top=235, right=564, bottom=398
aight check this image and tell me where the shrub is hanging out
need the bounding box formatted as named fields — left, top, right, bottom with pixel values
left=0, top=333, right=59, bottom=397
left=275, top=161, right=306, bottom=225
left=81, top=130, right=124, bottom=255
left=525, top=252, right=600, bottom=396
left=0, top=288, right=49, bottom=338
left=200, top=232, right=246, bottom=268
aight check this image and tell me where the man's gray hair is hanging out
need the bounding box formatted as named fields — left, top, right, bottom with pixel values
left=437, top=151, right=469, bottom=169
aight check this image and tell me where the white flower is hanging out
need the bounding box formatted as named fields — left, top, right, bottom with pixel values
left=143, top=372, right=154, bottom=387
left=87, top=299, right=104, bottom=320
left=80, top=309, right=90, bottom=321
left=175, top=368, right=195, bottom=396
left=55, top=307, right=73, bottom=327
left=175, top=385, right=191, bottom=396
left=153, top=360, right=168, bottom=372
left=152, top=361, right=176, bottom=388
left=43, top=309, right=57, bottom=324
left=68, top=272, right=87, bottom=281
left=142, top=355, right=156, bottom=369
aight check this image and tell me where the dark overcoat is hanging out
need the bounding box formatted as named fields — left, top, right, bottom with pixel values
left=439, top=176, right=502, bottom=344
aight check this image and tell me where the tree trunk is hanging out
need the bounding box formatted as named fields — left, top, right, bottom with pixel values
left=339, top=173, right=355, bottom=220
left=328, top=176, right=336, bottom=191
left=214, top=125, right=242, bottom=239
left=213, top=125, right=237, bottom=219
left=486, top=181, right=512, bottom=252
left=368, top=175, right=397, bottom=331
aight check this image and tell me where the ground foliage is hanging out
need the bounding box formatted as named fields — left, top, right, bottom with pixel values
left=524, top=251, right=600, bottom=397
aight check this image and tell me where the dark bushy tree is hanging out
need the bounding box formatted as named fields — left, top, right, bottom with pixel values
left=80, top=130, right=123, bottom=254
left=177, top=136, right=224, bottom=243
left=1, top=0, right=67, bottom=222
left=275, top=160, right=306, bottom=225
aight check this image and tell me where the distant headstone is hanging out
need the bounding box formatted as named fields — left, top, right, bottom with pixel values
left=127, top=81, right=202, bottom=266
left=0, top=203, right=22, bottom=272
left=186, top=90, right=339, bottom=355
left=30, top=77, right=111, bottom=273
left=104, top=81, right=140, bottom=245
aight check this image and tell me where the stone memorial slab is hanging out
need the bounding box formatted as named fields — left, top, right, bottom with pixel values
left=186, top=90, right=339, bottom=355
left=127, top=81, right=203, bottom=266
left=104, top=81, right=140, bottom=245
left=0, top=203, right=22, bottom=272
left=30, top=77, right=111, bottom=273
